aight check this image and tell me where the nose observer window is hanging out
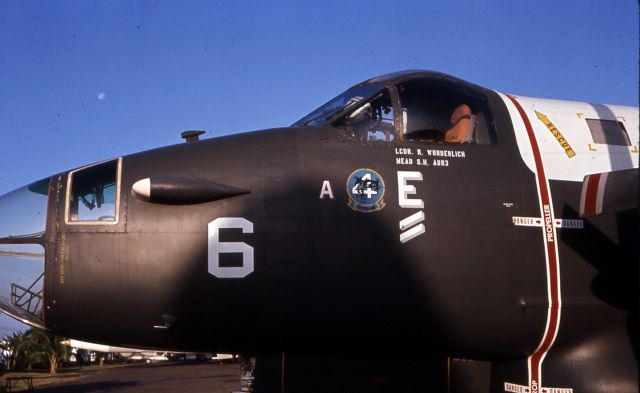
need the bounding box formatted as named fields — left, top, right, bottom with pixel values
left=66, top=158, right=121, bottom=224
left=0, top=243, right=45, bottom=328
left=0, top=178, right=49, bottom=239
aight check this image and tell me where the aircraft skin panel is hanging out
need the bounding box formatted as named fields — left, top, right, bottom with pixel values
left=39, top=125, right=542, bottom=358
left=498, top=92, right=639, bottom=182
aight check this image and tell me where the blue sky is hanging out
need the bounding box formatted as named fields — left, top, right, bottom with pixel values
left=0, top=0, right=638, bottom=334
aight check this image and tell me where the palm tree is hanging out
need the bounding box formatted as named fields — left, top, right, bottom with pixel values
left=12, top=329, right=69, bottom=374
left=25, top=329, right=69, bottom=374
left=1, top=331, right=26, bottom=371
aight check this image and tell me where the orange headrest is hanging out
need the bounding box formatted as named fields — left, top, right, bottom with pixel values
left=450, top=104, right=472, bottom=124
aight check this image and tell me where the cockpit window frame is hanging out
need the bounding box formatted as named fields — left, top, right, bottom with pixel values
left=394, top=75, right=497, bottom=145
left=65, top=158, right=122, bottom=226
left=330, top=87, right=401, bottom=143
left=293, top=83, right=387, bottom=128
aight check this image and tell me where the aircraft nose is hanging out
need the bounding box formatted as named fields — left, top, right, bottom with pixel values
left=0, top=178, right=50, bottom=328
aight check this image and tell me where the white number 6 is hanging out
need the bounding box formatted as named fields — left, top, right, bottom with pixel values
left=208, top=217, right=254, bottom=278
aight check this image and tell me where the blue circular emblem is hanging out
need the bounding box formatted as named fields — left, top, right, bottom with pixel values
left=346, top=168, right=386, bottom=213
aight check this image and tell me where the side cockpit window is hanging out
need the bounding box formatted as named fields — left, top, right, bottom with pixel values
left=66, top=158, right=121, bottom=224
left=397, top=78, right=496, bottom=145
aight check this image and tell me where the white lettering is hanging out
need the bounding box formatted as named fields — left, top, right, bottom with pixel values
left=505, top=382, right=573, bottom=393
left=319, top=180, right=334, bottom=199
left=513, top=216, right=584, bottom=230
left=426, top=149, right=466, bottom=158
left=208, top=217, right=254, bottom=278
left=396, top=157, right=413, bottom=165
left=397, top=171, right=424, bottom=209
left=543, top=205, right=554, bottom=242
left=504, top=382, right=530, bottom=393
left=432, top=159, right=449, bottom=167
left=546, top=388, right=573, bottom=393
left=512, top=216, right=541, bottom=227
left=394, top=148, right=413, bottom=155
left=554, top=219, right=583, bottom=229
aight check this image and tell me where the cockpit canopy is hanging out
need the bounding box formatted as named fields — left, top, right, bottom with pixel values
left=293, top=71, right=496, bottom=145
left=0, top=178, right=49, bottom=241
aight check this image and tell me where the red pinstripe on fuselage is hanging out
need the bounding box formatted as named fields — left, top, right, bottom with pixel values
left=507, top=95, right=562, bottom=392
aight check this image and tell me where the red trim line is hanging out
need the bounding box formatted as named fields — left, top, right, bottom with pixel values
left=507, top=95, right=561, bottom=390
left=583, top=173, right=601, bottom=216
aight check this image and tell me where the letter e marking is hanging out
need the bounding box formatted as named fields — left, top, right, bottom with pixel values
left=397, top=171, right=424, bottom=208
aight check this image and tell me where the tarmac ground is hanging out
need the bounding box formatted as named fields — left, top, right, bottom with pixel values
left=35, top=361, right=241, bottom=393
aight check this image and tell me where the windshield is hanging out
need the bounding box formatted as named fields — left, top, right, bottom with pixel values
left=293, top=84, right=383, bottom=127
left=0, top=178, right=50, bottom=240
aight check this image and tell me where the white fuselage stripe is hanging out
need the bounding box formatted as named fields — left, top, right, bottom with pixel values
left=506, top=95, right=563, bottom=391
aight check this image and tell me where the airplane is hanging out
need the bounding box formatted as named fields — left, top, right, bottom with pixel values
left=0, top=70, right=637, bottom=393
left=61, top=338, right=233, bottom=363
left=61, top=338, right=169, bottom=363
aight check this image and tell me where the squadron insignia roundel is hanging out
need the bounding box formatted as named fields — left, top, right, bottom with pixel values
left=346, top=168, right=386, bottom=213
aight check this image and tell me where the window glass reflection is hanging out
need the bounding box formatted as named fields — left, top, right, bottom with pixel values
left=293, top=84, right=382, bottom=127
left=335, top=89, right=395, bottom=142
left=0, top=178, right=49, bottom=240
left=0, top=243, right=45, bottom=327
